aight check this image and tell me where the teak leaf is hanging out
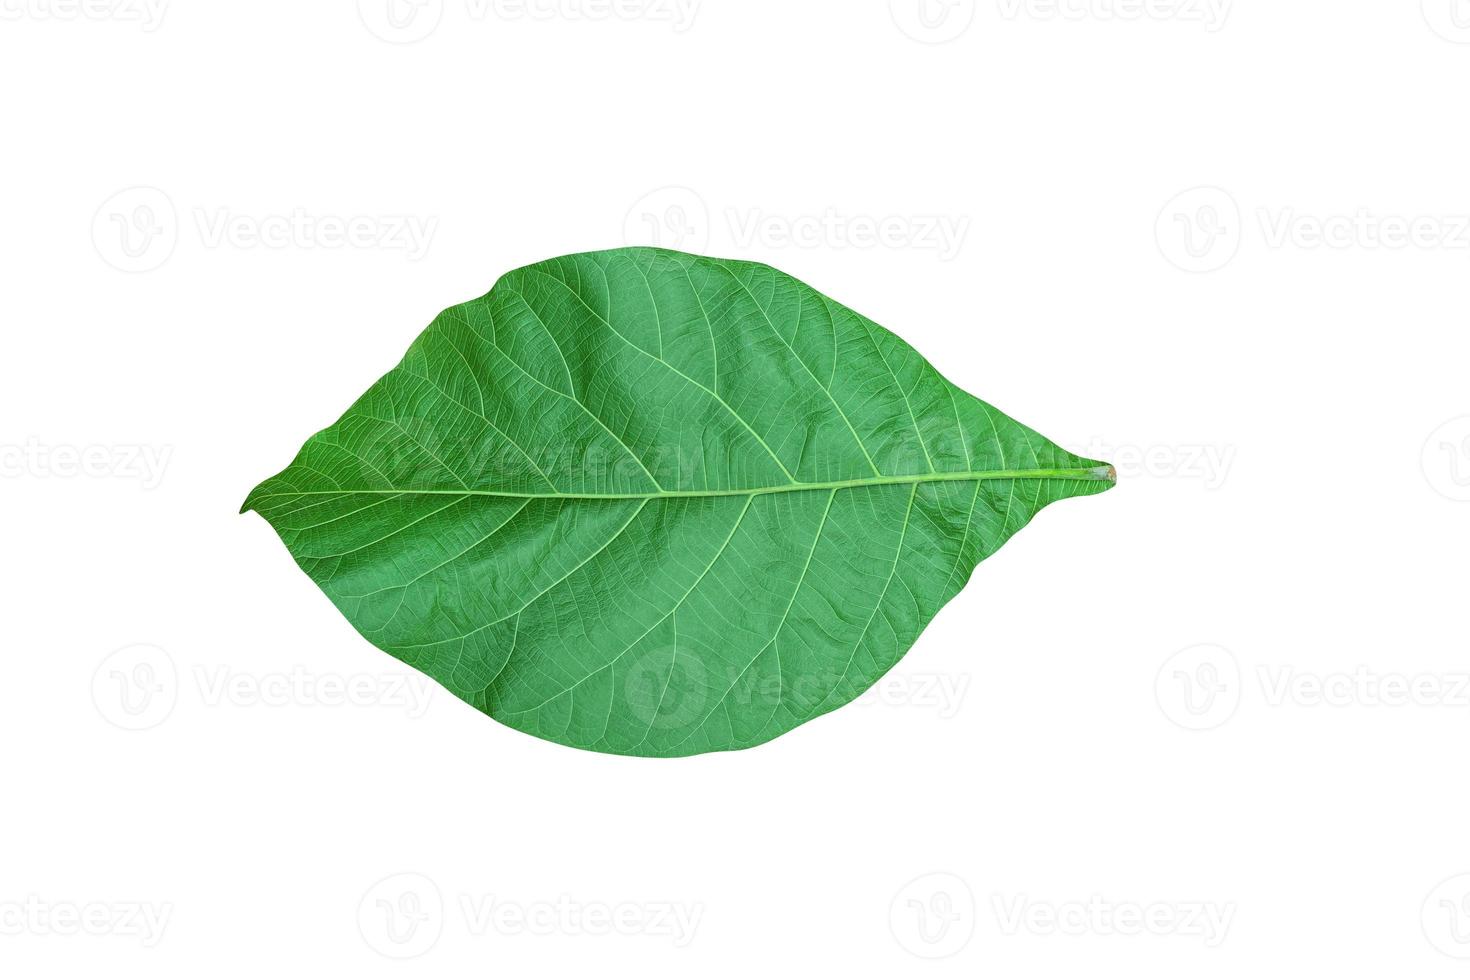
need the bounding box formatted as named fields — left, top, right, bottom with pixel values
left=243, top=248, right=1113, bottom=756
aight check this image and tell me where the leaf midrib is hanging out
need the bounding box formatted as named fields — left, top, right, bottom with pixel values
left=247, top=466, right=1113, bottom=505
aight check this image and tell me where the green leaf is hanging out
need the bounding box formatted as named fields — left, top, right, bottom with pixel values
left=243, top=247, right=1113, bottom=756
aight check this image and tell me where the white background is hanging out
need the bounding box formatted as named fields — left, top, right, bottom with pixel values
left=4, top=1, right=1469, bottom=975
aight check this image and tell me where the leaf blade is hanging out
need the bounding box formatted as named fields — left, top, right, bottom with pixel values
left=243, top=247, right=1112, bottom=755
